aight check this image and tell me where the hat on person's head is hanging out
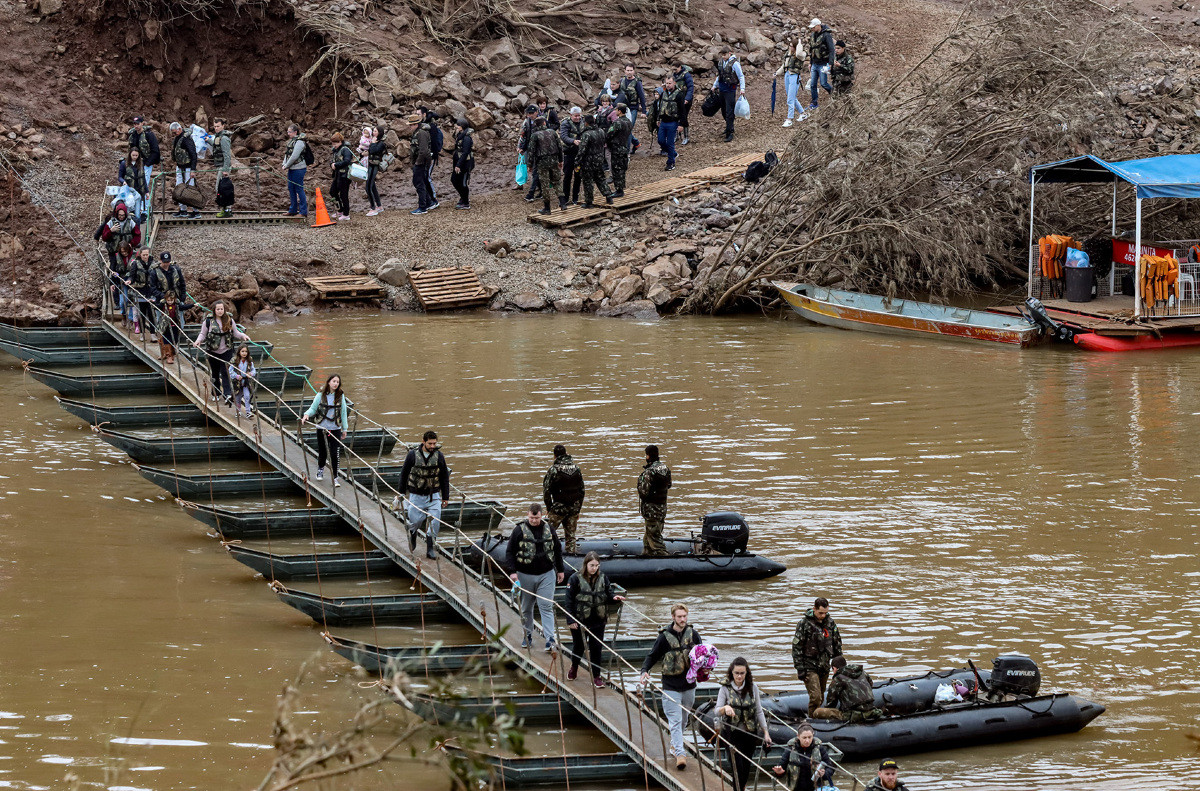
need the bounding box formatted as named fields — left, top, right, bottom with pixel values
left=525, top=105, right=538, bottom=115
left=404, top=113, right=422, bottom=124
left=159, top=251, right=172, bottom=263
left=132, top=115, right=144, bottom=124
left=809, top=17, right=822, bottom=27
left=169, top=122, right=182, bottom=132
left=878, top=759, right=899, bottom=771
left=836, top=39, right=846, bottom=47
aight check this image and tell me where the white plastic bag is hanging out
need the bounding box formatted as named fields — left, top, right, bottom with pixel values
left=190, top=124, right=211, bottom=159
left=934, top=683, right=963, bottom=706
left=734, top=95, right=750, bottom=119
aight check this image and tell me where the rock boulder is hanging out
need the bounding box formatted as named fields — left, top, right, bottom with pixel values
left=377, top=258, right=408, bottom=286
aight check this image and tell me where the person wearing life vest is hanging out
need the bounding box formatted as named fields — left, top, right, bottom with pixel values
left=451, top=118, right=474, bottom=210
left=616, top=64, right=646, bottom=154
left=714, top=657, right=772, bottom=791
left=565, top=550, right=625, bottom=686
left=125, top=246, right=156, bottom=339
left=94, top=202, right=140, bottom=270
left=193, top=299, right=251, bottom=407
left=772, top=723, right=838, bottom=791
left=330, top=132, right=356, bottom=220
left=711, top=46, right=745, bottom=143
left=399, top=430, right=451, bottom=558
left=652, top=77, right=686, bottom=172
left=791, top=597, right=843, bottom=718
left=813, top=655, right=883, bottom=722
left=169, top=121, right=199, bottom=219
left=301, top=374, right=351, bottom=487
left=775, top=37, right=807, bottom=127
left=637, top=444, right=672, bottom=556
left=806, top=19, right=836, bottom=110
left=671, top=63, right=695, bottom=146
left=281, top=124, right=310, bottom=218
left=866, top=759, right=909, bottom=791
left=128, top=116, right=160, bottom=192
left=639, top=604, right=702, bottom=769
left=505, top=503, right=565, bottom=652
left=210, top=117, right=234, bottom=217
left=543, top=444, right=586, bottom=553
left=117, top=149, right=149, bottom=220
left=832, top=40, right=855, bottom=94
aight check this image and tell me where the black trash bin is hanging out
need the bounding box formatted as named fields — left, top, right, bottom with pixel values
left=1065, top=265, right=1094, bottom=303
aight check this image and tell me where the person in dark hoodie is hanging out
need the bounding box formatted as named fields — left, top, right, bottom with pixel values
left=451, top=118, right=474, bottom=210
left=813, top=655, right=883, bottom=722
left=639, top=604, right=701, bottom=769
left=398, top=430, right=451, bottom=558
left=329, top=132, right=355, bottom=220
left=169, top=122, right=199, bottom=219
left=406, top=114, right=434, bottom=215
left=365, top=123, right=388, bottom=216
left=543, top=444, right=585, bottom=553
left=506, top=503, right=565, bottom=652
left=791, top=597, right=843, bottom=717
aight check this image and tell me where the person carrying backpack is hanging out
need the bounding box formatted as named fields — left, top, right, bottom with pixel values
left=329, top=132, right=355, bottom=220
left=711, top=47, right=745, bottom=142
left=421, top=107, right=443, bottom=208
left=282, top=123, right=312, bottom=217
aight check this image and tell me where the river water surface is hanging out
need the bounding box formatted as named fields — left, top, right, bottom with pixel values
left=3, top=312, right=1200, bottom=790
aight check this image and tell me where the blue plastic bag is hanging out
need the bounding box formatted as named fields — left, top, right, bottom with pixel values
left=515, top=155, right=528, bottom=187
left=1065, top=248, right=1091, bottom=268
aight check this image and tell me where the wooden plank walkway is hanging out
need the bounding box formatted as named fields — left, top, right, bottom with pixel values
left=304, top=275, right=386, bottom=301
left=100, top=319, right=728, bottom=791
left=529, top=151, right=766, bottom=229
left=409, top=267, right=489, bottom=311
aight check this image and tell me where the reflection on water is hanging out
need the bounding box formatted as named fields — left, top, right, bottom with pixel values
left=3, top=312, right=1200, bottom=789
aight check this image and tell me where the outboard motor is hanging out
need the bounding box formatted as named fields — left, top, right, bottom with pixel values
left=1021, top=297, right=1076, bottom=343
left=990, top=654, right=1041, bottom=697
left=701, top=512, right=750, bottom=555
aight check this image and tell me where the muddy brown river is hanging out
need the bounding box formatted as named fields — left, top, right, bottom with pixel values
left=3, top=312, right=1199, bottom=790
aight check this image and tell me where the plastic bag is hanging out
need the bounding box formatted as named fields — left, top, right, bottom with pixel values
left=1065, top=248, right=1091, bottom=268
left=934, top=683, right=963, bottom=705
left=734, top=95, right=750, bottom=119
left=515, top=155, right=528, bottom=186
left=190, top=124, right=211, bottom=158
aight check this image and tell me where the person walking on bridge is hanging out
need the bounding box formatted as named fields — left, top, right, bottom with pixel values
left=639, top=603, right=701, bottom=769
left=772, top=723, right=837, bottom=791
left=638, top=444, right=672, bottom=555
left=565, top=551, right=625, bottom=686
left=791, top=596, right=843, bottom=717
left=506, top=503, right=565, bottom=652
left=399, top=430, right=451, bottom=558
left=714, top=657, right=772, bottom=791
left=128, top=116, right=160, bottom=193
left=193, top=299, right=250, bottom=407
left=543, top=444, right=585, bottom=553
left=301, top=374, right=349, bottom=487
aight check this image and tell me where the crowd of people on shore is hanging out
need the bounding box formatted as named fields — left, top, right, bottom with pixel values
left=107, top=19, right=855, bottom=222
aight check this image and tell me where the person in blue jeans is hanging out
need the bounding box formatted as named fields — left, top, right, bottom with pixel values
left=807, top=19, right=836, bottom=109
left=654, top=75, right=686, bottom=171
left=282, top=124, right=309, bottom=217
left=711, top=47, right=745, bottom=142
left=640, top=604, right=702, bottom=769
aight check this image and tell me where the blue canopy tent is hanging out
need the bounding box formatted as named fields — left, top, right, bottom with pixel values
left=1026, top=153, right=1200, bottom=316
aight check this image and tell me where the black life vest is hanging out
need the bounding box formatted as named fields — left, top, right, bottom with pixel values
left=809, top=28, right=832, bottom=63
left=130, top=129, right=152, bottom=160
left=129, top=259, right=153, bottom=291
left=660, top=624, right=695, bottom=675
left=638, top=461, right=672, bottom=504
left=172, top=134, right=191, bottom=167
left=717, top=57, right=738, bottom=88
left=721, top=682, right=760, bottom=733
left=210, top=131, right=231, bottom=169
left=407, top=446, right=443, bottom=494
left=513, top=521, right=557, bottom=566
left=783, top=739, right=828, bottom=789
left=657, top=88, right=684, bottom=122
left=573, top=572, right=609, bottom=619
left=332, top=144, right=354, bottom=173
left=151, top=265, right=184, bottom=301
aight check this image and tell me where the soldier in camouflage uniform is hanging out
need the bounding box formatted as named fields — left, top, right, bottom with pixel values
left=529, top=116, right=567, bottom=215
left=832, top=40, right=856, bottom=94
left=813, top=655, right=883, bottom=722
left=791, top=597, right=843, bottom=717
left=606, top=103, right=633, bottom=198
left=543, top=443, right=586, bottom=553
left=577, top=115, right=614, bottom=208
left=637, top=444, right=672, bottom=556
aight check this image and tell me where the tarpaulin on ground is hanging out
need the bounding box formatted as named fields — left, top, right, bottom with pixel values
left=1028, top=153, right=1200, bottom=199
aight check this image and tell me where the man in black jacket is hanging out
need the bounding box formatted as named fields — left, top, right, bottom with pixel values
left=169, top=122, right=199, bottom=219
left=505, top=503, right=565, bottom=651
left=128, top=116, right=160, bottom=192
left=451, top=118, right=474, bottom=209
left=398, top=430, right=451, bottom=557
left=639, top=604, right=701, bottom=769
left=559, top=106, right=586, bottom=205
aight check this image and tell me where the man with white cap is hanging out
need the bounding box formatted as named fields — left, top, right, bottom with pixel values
left=806, top=18, right=836, bottom=110
left=711, top=45, right=745, bottom=143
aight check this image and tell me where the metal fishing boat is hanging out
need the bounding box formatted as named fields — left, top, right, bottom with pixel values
left=56, top=396, right=308, bottom=427
left=26, top=363, right=311, bottom=395
left=773, top=282, right=1041, bottom=347
left=95, top=426, right=398, bottom=464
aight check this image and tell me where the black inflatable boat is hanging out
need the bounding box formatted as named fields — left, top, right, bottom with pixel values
left=465, top=513, right=786, bottom=588
left=700, top=655, right=1104, bottom=760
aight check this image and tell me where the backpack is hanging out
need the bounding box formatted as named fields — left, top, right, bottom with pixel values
left=216, top=176, right=235, bottom=207
left=430, top=124, right=444, bottom=158
left=301, top=142, right=315, bottom=166
left=379, top=151, right=396, bottom=172
left=744, top=151, right=778, bottom=183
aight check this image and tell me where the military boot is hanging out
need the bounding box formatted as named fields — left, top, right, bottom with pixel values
left=605, top=195, right=614, bottom=205
left=425, top=534, right=436, bottom=560
left=538, top=199, right=552, bottom=216
left=408, top=527, right=418, bottom=551
left=558, top=196, right=568, bottom=211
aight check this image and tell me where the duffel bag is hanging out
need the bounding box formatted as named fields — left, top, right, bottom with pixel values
left=701, top=90, right=722, bottom=117
left=171, top=182, right=207, bottom=209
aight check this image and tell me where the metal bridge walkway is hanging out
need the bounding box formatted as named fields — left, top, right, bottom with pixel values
left=99, top=317, right=729, bottom=791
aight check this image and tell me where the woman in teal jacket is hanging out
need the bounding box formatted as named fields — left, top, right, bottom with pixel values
left=300, top=374, right=350, bottom=486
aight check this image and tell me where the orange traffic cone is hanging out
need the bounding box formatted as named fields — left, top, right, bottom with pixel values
left=311, top=188, right=336, bottom=228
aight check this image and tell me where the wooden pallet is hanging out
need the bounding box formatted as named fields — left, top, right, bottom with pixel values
left=409, top=268, right=489, bottom=311
left=303, top=275, right=386, bottom=300
left=612, top=177, right=706, bottom=215
left=528, top=204, right=613, bottom=228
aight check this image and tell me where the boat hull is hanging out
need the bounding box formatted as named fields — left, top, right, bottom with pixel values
left=774, top=282, right=1039, bottom=347
left=27, top=364, right=311, bottom=395
left=469, top=533, right=786, bottom=587
left=136, top=463, right=408, bottom=497
left=181, top=503, right=349, bottom=539
left=326, top=634, right=655, bottom=674
left=1072, top=331, right=1200, bottom=352
left=225, top=545, right=399, bottom=579
left=96, top=427, right=397, bottom=464
left=56, top=397, right=308, bottom=427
